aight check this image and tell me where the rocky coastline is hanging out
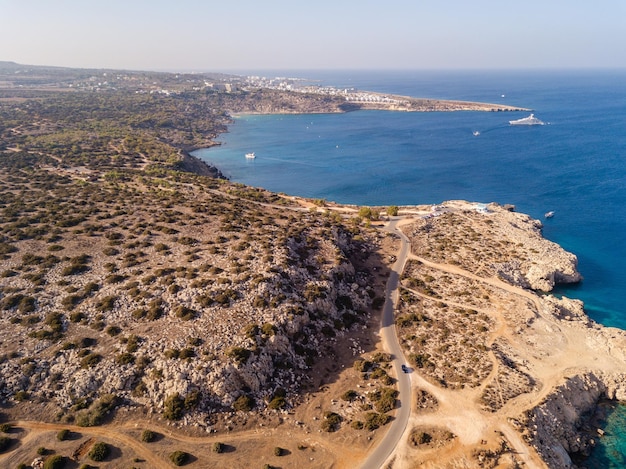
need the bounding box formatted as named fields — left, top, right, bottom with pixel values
left=2, top=62, right=625, bottom=468
left=175, top=151, right=227, bottom=180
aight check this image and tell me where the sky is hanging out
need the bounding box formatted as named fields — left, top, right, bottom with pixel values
left=1, top=0, right=625, bottom=72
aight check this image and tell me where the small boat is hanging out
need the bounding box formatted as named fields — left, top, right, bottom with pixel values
left=245, top=152, right=256, bottom=159
left=545, top=211, right=555, bottom=218
left=473, top=131, right=480, bottom=136
left=509, top=113, right=545, bottom=126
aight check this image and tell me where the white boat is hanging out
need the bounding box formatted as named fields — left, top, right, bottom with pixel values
left=509, top=113, right=545, bottom=126
left=545, top=211, right=555, bottom=218
left=245, top=152, right=256, bottom=159
left=473, top=131, right=480, bottom=136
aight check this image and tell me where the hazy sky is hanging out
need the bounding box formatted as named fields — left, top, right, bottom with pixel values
left=1, top=0, right=625, bottom=71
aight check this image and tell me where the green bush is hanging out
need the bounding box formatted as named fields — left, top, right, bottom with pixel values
left=88, top=441, right=109, bottom=461
left=14, top=390, right=29, bottom=402
left=351, top=420, right=364, bottom=430
left=169, top=450, right=189, bottom=466
left=233, top=395, right=255, bottom=412
left=163, top=393, right=184, bottom=420
left=174, top=305, right=197, bottom=321
left=43, top=455, right=66, bottom=469
left=141, top=429, right=156, bottom=442
left=321, top=412, right=342, bottom=432
left=212, top=442, right=224, bottom=453
left=80, top=353, right=102, bottom=369
left=267, top=396, right=286, bottom=410
left=116, top=352, right=135, bottom=365
left=226, top=346, right=251, bottom=365
left=57, top=429, right=70, bottom=441
left=364, top=412, right=390, bottom=430
left=75, top=394, right=118, bottom=427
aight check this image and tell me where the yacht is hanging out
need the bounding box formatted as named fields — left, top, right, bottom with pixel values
left=509, top=114, right=545, bottom=126
left=545, top=211, right=555, bottom=219
left=245, top=152, right=256, bottom=159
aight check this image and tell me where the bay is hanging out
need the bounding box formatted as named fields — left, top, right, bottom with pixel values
left=194, top=70, right=626, bottom=330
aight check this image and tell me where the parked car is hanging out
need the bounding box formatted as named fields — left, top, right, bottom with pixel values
left=401, top=364, right=409, bottom=373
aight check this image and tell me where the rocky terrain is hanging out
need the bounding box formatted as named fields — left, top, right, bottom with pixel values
left=1, top=64, right=625, bottom=469
left=0, top=163, right=385, bottom=423
left=387, top=202, right=626, bottom=469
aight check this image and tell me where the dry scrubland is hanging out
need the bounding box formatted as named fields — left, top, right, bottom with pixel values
left=387, top=204, right=626, bottom=469
left=0, top=64, right=404, bottom=468
left=0, top=160, right=404, bottom=468
left=2, top=63, right=626, bottom=469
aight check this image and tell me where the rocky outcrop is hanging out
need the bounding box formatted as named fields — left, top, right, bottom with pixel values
left=486, top=205, right=582, bottom=291
left=526, top=372, right=626, bottom=468
left=174, top=151, right=226, bottom=179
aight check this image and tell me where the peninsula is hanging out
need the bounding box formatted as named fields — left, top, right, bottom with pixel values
left=0, top=62, right=623, bottom=469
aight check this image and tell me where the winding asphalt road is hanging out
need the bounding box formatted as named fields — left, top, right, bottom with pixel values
left=360, top=218, right=412, bottom=469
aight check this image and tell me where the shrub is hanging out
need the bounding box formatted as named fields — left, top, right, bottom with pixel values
left=105, top=325, right=122, bottom=336
left=232, top=395, right=255, bottom=412
left=116, top=352, right=135, bottom=365
left=43, top=455, right=66, bottom=469
left=274, top=446, right=284, bottom=456
left=80, top=353, right=102, bottom=369
left=69, top=311, right=85, bottom=322
left=351, top=420, right=364, bottom=430
left=173, top=305, right=196, bottom=321
left=14, top=390, right=29, bottom=402
left=353, top=359, right=373, bottom=373
left=169, top=450, right=189, bottom=466
left=141, top=429, right=156, bottom=443
left=184, top=390, right=201, bottom=410
left=102, top=247, right=119, bottom=256
left=364, top=412, right=390, bottom=430
left=163, top=393, right=185, bottom=420
left=267, top=396, right=286, bottom=410
left=95, top=295, right=117, bottom=312
left=261, top=323, right=276, bottom=336
left=226, top=346, right=251, bottom=365
left=89, top=441, right=109, bottom=461
left=57, top=429, right=70, bottom=441
left=341, top=389, right=358, bottom=402
left=75, top=394, right=118, bottom=427
left=321, top=412, right=342, bottom=432
left=0, top=423, right=11, bottom=433
left=212, top=442, right=224, bottom=453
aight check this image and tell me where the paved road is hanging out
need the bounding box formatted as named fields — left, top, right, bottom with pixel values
left=360, top=218, right=412, bottom=469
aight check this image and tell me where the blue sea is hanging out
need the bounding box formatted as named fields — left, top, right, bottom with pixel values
left=194, top=70, right=626, bottom=464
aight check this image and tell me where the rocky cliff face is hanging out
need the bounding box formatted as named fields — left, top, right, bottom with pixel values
left=487, top=205, right=582, bottom=291
left=408, top=202, right=582, bottom=292
left=526, top=372, right=626, bottom=468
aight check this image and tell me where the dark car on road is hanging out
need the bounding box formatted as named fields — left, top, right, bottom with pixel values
left=401, top=364, right=409, bottom=373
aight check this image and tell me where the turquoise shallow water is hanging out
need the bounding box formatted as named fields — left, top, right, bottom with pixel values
left=584, top=402, right=626, bottom=468
left=195, top=70, right=626, bottom=465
